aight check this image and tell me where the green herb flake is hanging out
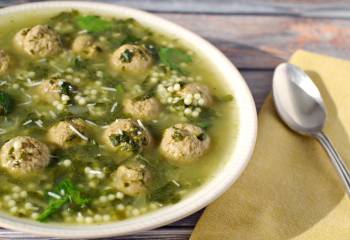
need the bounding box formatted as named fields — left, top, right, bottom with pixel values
left=120, top=49, right=134, bottom=63
left=159, top=48, right=192, bottom=70
left=109, top=128, right=148, bottom=153
left=76, top=15, right=111, bottom=33
left=60, top=81, right=75, bottom=96
left=172, top=128, right=185, bottom=142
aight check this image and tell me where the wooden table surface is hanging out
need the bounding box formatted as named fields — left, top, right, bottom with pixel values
left=1, top=0, right=350, bottom=239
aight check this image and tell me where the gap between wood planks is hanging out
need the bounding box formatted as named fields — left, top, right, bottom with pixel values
left=0, top=227, right=192, bottom=240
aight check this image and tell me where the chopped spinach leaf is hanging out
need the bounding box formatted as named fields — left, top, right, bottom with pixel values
left=115, top=84, right=125, bottom=95
left=50, top=11, right=79, bottom=25
left=150, top=181, right=180, bottom=204
left=196, top=108, right=217, bottom=130
left=135, top=154, right=156, bottom=169
left=72, top=57, right=87, bottom=70
left=109, top=128, right=148, bottom=153
left=117, top=34, right=141, bottom=47
left=60, top=81, right=75, bottom=96
left=28, top=63, right=49, bottom=79
left=76, top=15, right=111, bottom=33
left=216, top=94, right=234, bottom=102
left=159, top=48, right=192, bottom=70
left=0, top=92, right=14, bottom=115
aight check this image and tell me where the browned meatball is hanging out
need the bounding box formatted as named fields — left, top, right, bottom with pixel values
left=123, top=97, right=161, bottom=121
left=102, top=119, right=152, bottom=154
left=110, top=44, right=153, bottom=75
left=14, top=25, right=61, bottom=58
left=47, top=118, right=89, bottom=149
left=36, top=79, right=62, bottom=103
left=178, top=83, right=213, bottom=107
left=0, top=136, right=50, bottom=175
left=112, top=163, right=150, bottom=197
left=72, top=34, right=102, bottom=58
left=0, top=50, right=10, bottom=75
left=36, top=79, right=74, bottom=103
left=160, top=123, right=210, bottom=164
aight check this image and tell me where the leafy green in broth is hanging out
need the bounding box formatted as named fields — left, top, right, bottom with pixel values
left=0, top=10, right=238, bottom=224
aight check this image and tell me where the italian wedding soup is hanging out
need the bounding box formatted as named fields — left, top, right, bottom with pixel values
left=0, top=11, right=237, bottom=224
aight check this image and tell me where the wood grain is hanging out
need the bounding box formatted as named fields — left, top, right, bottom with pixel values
left=158, top=13, right=350, bottom=69
left=0, top=227, right=192, bottom=240
left=1, top=0, right=350, bottom=17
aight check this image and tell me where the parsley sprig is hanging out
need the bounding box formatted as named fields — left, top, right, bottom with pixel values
left=37, top=179, right=89, bottom=222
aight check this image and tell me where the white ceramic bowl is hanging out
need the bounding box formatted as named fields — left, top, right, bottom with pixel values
left=0, top=1, right=257, bottom=238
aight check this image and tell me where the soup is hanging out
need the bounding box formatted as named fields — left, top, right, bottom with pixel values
left=0, top=11, right=237, bottom=224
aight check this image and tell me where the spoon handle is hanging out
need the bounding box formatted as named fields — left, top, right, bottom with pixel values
left=315, top=132, right=350, bottom=197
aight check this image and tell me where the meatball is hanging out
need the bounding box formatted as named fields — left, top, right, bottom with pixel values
left=36, top=79, right=61, bottom=102
left=102, top=119, right=152, bottom=154
left=178, top=83, right=213, bottom=107
left=160, top=123, right=210, bottom=164
left=14, top=28, right=30, bottom=49
left=36, top=79, right=74, bottom=103
left=112, top=163, right=150, bottom=197
left=47, top=118, right=89, bottom=149
left=0, top=50, right=10, bottom=75
left=0, top=136, right=50, bottom=175
left=110, top=44, right=153, bottom=75
left=72, top=34, right=102, bottom=58
left=123, top=97, right=161, bottom=121
left=14, top=25, right=61, bottom=58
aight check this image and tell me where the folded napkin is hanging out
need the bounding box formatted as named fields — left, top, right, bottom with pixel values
left=191, top=50, right=350, bottom=240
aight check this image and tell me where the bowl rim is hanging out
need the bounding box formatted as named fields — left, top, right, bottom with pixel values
left=0, top=1, right=257, bottom=238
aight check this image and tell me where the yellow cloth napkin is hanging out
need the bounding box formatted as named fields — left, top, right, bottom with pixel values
left=191, top=50, right=350, bottom=240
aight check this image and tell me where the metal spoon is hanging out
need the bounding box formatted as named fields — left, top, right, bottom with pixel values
left=273, top=62, right=350, bottom=196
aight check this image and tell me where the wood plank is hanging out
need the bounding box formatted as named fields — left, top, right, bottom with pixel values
left=2, top=0, right=350, bottom=17
left=0, top=227, right=192, bottom=240
left=157, top=13, right=350, bottom=69
left=242, top=70, right=272, bottom=110
left=169, top=210, right=203, bottom=227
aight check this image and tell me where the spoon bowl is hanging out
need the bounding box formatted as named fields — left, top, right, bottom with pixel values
left=273, top=63, right=326, bottom=134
